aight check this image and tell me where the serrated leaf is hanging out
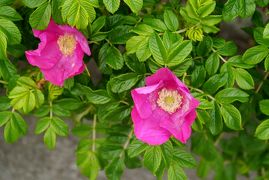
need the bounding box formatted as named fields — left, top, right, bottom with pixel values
left=103, top=0, right=120, bottom=14
left=173, top=149, right=196, bottom=168
left=123, top=0, right=143, bottom=13
left=168, top=161, right=187, bottom=180
left=144, top=146, right=162, bottom=174
left=128, top=138, right=148, bottom=158
left=0, top=30, right=7, bottom=59
left=51, top=117, right=68, bottom=136
left=0, top=18, right=21, bottom=45
left=109, top=73, right=141, bottom=93
left=235, top=68, right=254, bottom=90
left=209, top=102, right=223, bottom=135
left=22, top=0, right=47, bottom=8
left=0, top=6, right=22, bottom=21
left=29, top=1, right=51, bottom=30
left=215, top=88, right=249, bottom=104
left=164, top=9, right=179, bottom=32
left=35, top=117, right=51, bottom=134
left=149, top=32, right=167, bottom=65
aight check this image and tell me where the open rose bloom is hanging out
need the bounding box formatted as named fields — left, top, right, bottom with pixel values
left=131, top=68, right=199, bottom=145
left=25, top=20, right=91, bottom=86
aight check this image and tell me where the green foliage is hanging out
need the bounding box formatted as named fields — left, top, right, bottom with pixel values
left=1, top=0, right=269, bottom=179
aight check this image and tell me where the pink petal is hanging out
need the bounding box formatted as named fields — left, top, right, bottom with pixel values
left=25, top=32, right=61, bottom=70
left=41, top=45, right=85, bottom=86
left=131, top=82, right=163, bottom=119
left=160, top=110, right=197, bottom=144
left=131, top=107, right=171, bottom=145
left=146, top=68, right=189, bottom=93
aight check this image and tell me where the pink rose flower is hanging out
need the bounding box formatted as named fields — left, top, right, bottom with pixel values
left=131, top=68, right=199, bottom=145
left=25, top=19, right=91, bottom=86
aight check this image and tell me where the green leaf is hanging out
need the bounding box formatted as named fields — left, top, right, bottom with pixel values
left=0, top=18, right=21, bottom=45
left=91, top=16, right=106, bottom=34
left=168, top=161, right=187, bottom=180
left=123, top=0, right=143, bottom=13
left=109, top=73, right=141, bottom=93
left=264, top=55, right=269, bottom=71
left=259, top=100, right=269, bottom=116
left=22, top=0, right=47, bottom=8
left=62, top=0, right=96, bottom=29
left=209, top=102, right=223, bottom=135
left=235, top=68, right=254, bottom=90
left=215, top=88, right=249, bottom=104
left=0, top=6, right=22, bottom=21
left=173, top=149, right=196, bottom=168
left=105, top=157, right=125, bottom=180
left=132, top=24, right=154, bottom=36
left=191, top=65, right=206, bottom=87
left=164, top=9, right=179, bottom=32
left=255, top=119, right=269, bottom=140
left=0, top=97, right=10, bottom=111
left=263, top=23, right=269, bottom=39
left=99, top=43, right=124, bottom=70
left=144, top=146, right=162, bottom=174
left=144, top=18, right=167, bottom=32
left=35, top=117, right=50, bottom=134
left=29, top=1, right=51, bottom=30
left=4, top=112, right=27, bottom=143
left=51, top=117, right=68, bottom=136
left=238, top=0, right=256, bottom=18
left=72, top=124, right=91, bottom=137
left=205, top=52, right=220, bottom=76
left=167, top=40, right=192, bottom=67
left=161, top=141, right=173, bottom=166
left=128, top=138, right=148, bottom=158
left=0, top=111, right=12, bottom=127
left=124, top=54, right=146, bottom=74
left=203, top=73, right=227, bottom=94
left=149, top=32, right=167, bottom=65
left=0, top=30, right=7, bottom=59
left=242, top=45, right=269, bottom=65
left=221, top=104, right=242, bottom=130
left=76, top=141, right=100, bottom=179
left=44, top=127, right=56, bottom=149
left=103, top=0, right=120, bottom=14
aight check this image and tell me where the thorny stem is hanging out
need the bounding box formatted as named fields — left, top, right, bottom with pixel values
left=255, top=72, right=269, bottom=93
left=84, top=64, right=91, bottom=77
left=92, top=115, right=97, bottom=152
left=120, top=129, right=133, bottom=158
left=212, top=48, right=227, bottom=63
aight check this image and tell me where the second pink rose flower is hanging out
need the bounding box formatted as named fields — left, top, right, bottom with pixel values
left=131, top=68, right=199, bottom=145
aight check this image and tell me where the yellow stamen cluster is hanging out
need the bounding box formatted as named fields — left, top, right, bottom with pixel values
left=57, top=34, right=77, bottom=56
left=157, top=88, right=182, bottom=114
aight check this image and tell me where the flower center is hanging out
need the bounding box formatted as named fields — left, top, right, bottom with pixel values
left=57, top=34, right=77, bottom=56
left=157, top=88, right=182, bottom=114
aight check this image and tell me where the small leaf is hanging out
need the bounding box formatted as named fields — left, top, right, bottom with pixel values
left=242, top=45, right=269, bottom=65
left=259, top=100, right=269, bottom=116
left=144, top=146, right=162, bottom=174
left=128, top=138, right=148, bottom=158
left=35, top=117, right=50, bottom=134
left=109, top=73, right=141, bottom=93
left=205, top=53, right=220, bottom=76
left=51, top=117, right=68, bottom=136
left=44, top=127, right=56, bottom=149
left=235, top=68, right=254, bottom=90
left=149, top=32, right=167, bottom=65
left=215, top=88, right=249, bottom=104
left=263, top=23, right=269, bottom=39
left=221, top=104, right=242, bottom=130
left=209, top=102, right=223, bottom=135
left=29, top=1, right=51, bottom=30
left=123, top=0, right=143, bottom=13
left=173, top=149, right=196, bottom=168
left=255, top=119, right=269, bottom=140
left=168, top=161, right=187, bottom=180
left=103, top=0, right=120, bottom=14
left=0, top=6, right=22, bottom=21
left=164, top=9, right=179, bottom=32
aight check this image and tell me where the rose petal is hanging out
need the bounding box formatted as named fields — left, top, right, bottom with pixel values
left=131, top=107, right=171, bottom=145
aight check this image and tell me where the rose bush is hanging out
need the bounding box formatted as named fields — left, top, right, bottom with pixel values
left=0, top=0, right=269, bottom=179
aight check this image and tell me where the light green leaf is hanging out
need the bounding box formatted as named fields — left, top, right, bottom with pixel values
left=29, top=1, right=51, bottom=30
left=255, top=119, right=269, bottom=140
left=103, top=0, right=120, bottom=14
left=221, top=104, right=242, bottom=130
left=173, top=149, right=196, bottom=168
left=235, top=68, right=254, bottom=90
left=123, top=0, right=143, bottom=13
left=0, top=18, right=21, bottom=44
left=22, top=0, right=47, bottom=8
left=164, top=9, right=179, bottom=31
left=168, top=161, right=187, bottom=180
left=44, top=127, right=56, bottom=149
left=263, top=23, right=269, bottom=39
left=51, top=117, right=68, bottom=136
left=149, top=32, right=167, bottom=65
left=128, top=139, right=148, bottom=158
left=35, top=117, right=50, bottom=134
left=259, top=100, right=269, bottom=116
left=0, top=30, right=7, bottom=59
left=144, top=146, right=162, bottom=174
left=242, top=45, right=269, bottom=65
left=0, top=6, right=22, bottom=21
left=0, top=111, right=12, bottom=127
left=215, top=88, right=249, bottom=104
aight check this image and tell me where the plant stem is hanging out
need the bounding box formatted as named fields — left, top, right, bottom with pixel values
left=212, top=48, right=227, bottom=63
left=120, top=129, right=133, bottom=158
left=84, top=64, right=91, bottom=77
left=173, top=28, right=187, bottom=34
left=189, top=86, right=215, bottom=101
left=92, top=115, right=97, bottom=152
left=49, top=101, right=53, bottom=119
left=0, top=80, right=8, bottom=85
left=255, top=72, right=269, bottom=93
